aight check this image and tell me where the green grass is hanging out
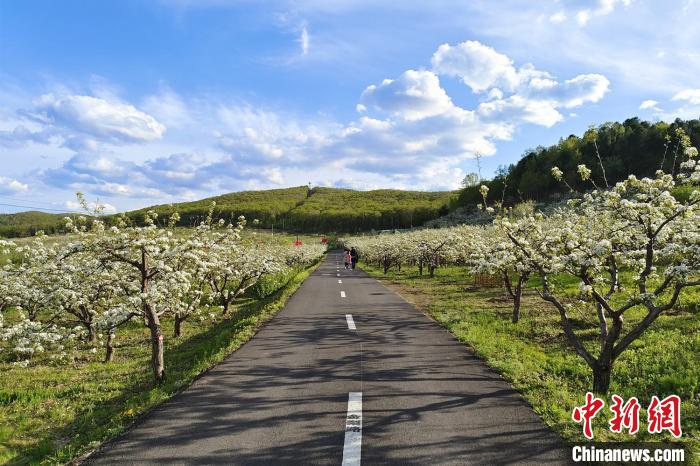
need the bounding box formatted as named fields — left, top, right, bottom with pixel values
left=363, top=263, right=699, bottom=459
left=0, top=261, right=321, bottom=465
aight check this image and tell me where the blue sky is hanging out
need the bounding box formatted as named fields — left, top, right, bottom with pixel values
left=1, top=0, right=699, bottom=213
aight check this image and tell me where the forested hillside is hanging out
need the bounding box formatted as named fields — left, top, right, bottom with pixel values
left=127, top=186, right=310, bottom=228
left=131, top=186, right=453, bottom=233
left=455, top=117, right=700, bottom=207
left=0, top=187, right=454, bottom=237
left=281, top=188, right=451, bottom=232
left=0, top=211, right=79, bottom=238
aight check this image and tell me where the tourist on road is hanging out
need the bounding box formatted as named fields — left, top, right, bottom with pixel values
left=350, top=247, right=358, bottom=269
left=343, top=249, right=352, bottom=269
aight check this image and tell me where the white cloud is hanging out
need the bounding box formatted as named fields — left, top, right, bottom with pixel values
left=0, top=176, right=29, bottom=194
left=646, top=91, right=700, bottom=121
left=6, top=36, right=611, bottom=201
left=555, top=74, right=610, bottom=108
left=262, top=166, right=285, bottom=184
left=549, top=11, right=567, bottom=23
left=576, top=0, right=633, bottom=26
left=359, top=70, right=455, bottom=120
left=576, top=9, right=592, bottom=25
left=0, top=125, right=55, bottom=148
left=431, top=41, right=521, bottom=93
left=428, top=40, right=609, bottom=127
left=672, top=89, right=700, bottom=105
left=142, top=87, right=191, bottom=128
left=639, top=99, right=659, bottom=110
left=29, top=94, right=166, bottom=144
left=430, top=40, right=609, bottom=114
left=299, top=26, right=310, bottom=55
left=478, top=95, right=564, bottom=127
left=64, top=200, right=117, bottom=214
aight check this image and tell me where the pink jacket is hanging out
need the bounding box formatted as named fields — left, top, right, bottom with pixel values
left=343, top=252, right=352, bottom=263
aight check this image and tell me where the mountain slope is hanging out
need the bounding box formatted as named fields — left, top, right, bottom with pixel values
left=131, top=186, right=454, bottom=233
left=0, top=187, right=455, bottom=238
left=0, top=211, right=79, bottom=238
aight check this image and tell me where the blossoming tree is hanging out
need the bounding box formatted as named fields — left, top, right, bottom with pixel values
left=500, top=159, right=700, bottom=393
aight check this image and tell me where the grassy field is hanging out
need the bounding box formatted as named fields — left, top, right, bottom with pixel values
left=0, top=261, right=321, bottom=465
left=362, top=262, right=699, bottom=458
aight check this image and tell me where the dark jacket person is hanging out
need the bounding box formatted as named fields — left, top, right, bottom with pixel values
left=350, top=247, right=359, bottom=269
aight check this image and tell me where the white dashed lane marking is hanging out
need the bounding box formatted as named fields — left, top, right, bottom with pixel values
left=345, top=314, right=356, bottom=330
left=340, top=291, right=346, bottom=298
left=342, top=392, right=362, bottom=466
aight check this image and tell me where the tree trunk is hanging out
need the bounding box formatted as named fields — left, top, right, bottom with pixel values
left=512, top=293, right=522, bottom=323
left=149, top=323, right=166, bottom=383
left=221, top=294, right=232, bottom=314
left=105, top=329, right=115, bottom=362
left=398, top=263, right=401, bottom=272
left=174, top=315, right=183, bottom=338
left=429, top=264, right=436, bottom=278
left=87, top=323, right=97, bottom=343
left=592, top=361, right=612, bottom=395
left=511, top=273, right=527, bottom=324
left=383, top=262, right=389, bottom=274
left=503, top=270, right=514, bottom=298
left=418, top=260, right=423, bottom=276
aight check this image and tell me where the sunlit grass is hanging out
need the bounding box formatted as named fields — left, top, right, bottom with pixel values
left=0, top=262, right=321, bottom=465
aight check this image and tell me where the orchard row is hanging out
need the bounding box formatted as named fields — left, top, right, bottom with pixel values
left=0, top=202, right=326, bottom=381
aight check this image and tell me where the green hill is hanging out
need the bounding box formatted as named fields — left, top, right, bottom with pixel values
left=455, top=117, right=700, bottom=208
left=0, top=211, right=79, bottom=238
left=282, top=187, right=451, bottom=232
left=0, top=187, right=455, bottom=238
left=127, top=186, right=310, bottom=228
left=130, top=186, right=454, bottom=233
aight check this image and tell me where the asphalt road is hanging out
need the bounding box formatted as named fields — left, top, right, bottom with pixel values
left=86, top=252, right=568, bottom=465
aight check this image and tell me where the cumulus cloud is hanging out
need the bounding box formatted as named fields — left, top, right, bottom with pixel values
left=0, top=176, right=29, bottom=194
left=639, top=99, right=659, bottom=110
left=431, top=41, right=522, bottom=93
left=359, top=70, right=455, bottom=120
left=576, top=0, right=633, bottom=26
left=527, top=74, right=610, bottom=108
left=14, top=38, right=610, bottom=199
left=672, top=89, right=700, bottom=105
left=0, top=125, right=55, bottom=148
left=478, top=95, right=564, bottom=127
left=28, top=94, right=166, bottom=143
left=41, top=148, right=293, bottom=200
left=429, top=40, right=609, bottom=127
left=1, top=93, right=166, bottom=150
left=42, top=152, right=211, bottom=198
left=645, top=90, right=700, bottom=121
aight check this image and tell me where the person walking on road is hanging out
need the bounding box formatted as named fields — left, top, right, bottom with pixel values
left=343, top=249, right=352, bottom=269
left=350, top=247, right=359, bottom=269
